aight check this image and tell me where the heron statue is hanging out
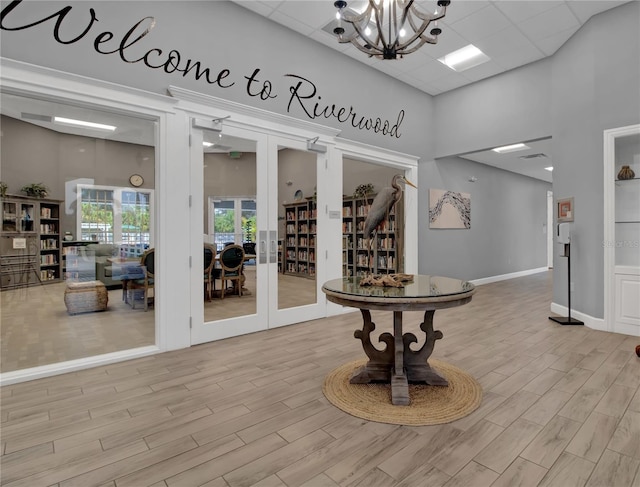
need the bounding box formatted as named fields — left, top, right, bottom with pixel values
left=361, top=174, right=416, bottom=284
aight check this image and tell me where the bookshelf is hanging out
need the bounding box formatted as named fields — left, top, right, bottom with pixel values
left=282, top=199, right=317, bottom=278
left=343, top=194, right=403, bottom=278
left=1, top=195, right=62, bottom=289
left=282, top=194, right=404, bottom=280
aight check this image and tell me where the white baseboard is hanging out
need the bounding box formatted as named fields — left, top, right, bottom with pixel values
left=0, top=346, right=160, bottom=386
left=549, top=302, right=606, bottom=332
left=469, top=267, right=549, bottom=286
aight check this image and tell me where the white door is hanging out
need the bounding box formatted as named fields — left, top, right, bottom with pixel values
left=190, top=123, right=328, bottom=344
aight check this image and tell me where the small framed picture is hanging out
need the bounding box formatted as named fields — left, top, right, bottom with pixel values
left=557, top=197, right=574, bottom=222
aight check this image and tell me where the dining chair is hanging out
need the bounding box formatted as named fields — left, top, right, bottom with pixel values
left=203, top=243, right=216, bottom=301
left=128, top=248, right=155, bottom=311
left=216, top=244, right=245, bottom=299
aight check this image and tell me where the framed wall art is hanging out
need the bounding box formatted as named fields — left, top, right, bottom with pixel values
left=557, top=197, right=574, bottom=222
left=428, top=189, right=471, bottom=229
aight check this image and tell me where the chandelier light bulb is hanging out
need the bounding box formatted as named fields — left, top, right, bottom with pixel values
left=333, top=0, right=450, bottom=60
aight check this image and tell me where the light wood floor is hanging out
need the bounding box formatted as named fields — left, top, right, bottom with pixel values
left=2, top=271, right=640, bottom=487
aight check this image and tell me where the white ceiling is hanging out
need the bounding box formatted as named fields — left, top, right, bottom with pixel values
left=459, top=137, right=553, bottom=182
left=232, top=0, right=629, bottom=96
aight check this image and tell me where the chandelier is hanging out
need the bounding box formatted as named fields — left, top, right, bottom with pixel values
left=333, top=0, right=450, bottom=60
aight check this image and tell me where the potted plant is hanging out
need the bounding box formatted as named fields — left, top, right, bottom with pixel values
left=20, top=183, right=49, bottom=198
left=0, top=181, right=7, bottom=198
left=353, top=183, right=374, bottom=199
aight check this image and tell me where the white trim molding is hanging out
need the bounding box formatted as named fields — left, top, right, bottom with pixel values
left=0, top=346, right=160, bottom=386
left=469, top=267, right=549, bottom=286
left=549, top=303, right=607, bottom=332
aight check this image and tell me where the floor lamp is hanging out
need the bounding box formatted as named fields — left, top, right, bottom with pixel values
left=549, top=223, right=584, bottom=326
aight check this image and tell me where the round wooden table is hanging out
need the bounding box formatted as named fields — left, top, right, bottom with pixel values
left=322, top=275, right=475, bottom=405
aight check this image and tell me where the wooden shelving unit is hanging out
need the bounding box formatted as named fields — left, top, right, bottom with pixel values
left=282, top=194, right=404, bottom=280
left=1, top=195, right=62, bottom=289
left=282, top=199, right=317, bottom=278
left=343, top=194, right=403, bottom=278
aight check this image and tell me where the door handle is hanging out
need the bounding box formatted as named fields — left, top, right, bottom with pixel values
left=269, top=230, right=277, bottom=263
left=259, top=230, right=267, bottom=264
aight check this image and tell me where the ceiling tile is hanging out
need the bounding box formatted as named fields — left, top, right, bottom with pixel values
left=492, top=1, right=564, bottom=24
left=384, top=50, right=434, bottom=74
left=517, top=3, right=580, bottom=41
left=428, top=72, right=472, bottom=92
left=474, top=25, right=542, bottom=59
left=407, top=59, right=456, bottom=83
left=566, top=0, right=630, bottom=23
left=233, top=0, right=281, bottom=17
left=267, top=10, right=315, bottom=35
left=229, top=0, right=628, bottom=97
left=460, top=60, right=506, bottom=82
left=435, top=0, right=491, bottom=24
left=448, top=4, right=512, bottom=41
left=418, top=26, right=472, bottom=61
left=274, top=1, right=336, bottom=29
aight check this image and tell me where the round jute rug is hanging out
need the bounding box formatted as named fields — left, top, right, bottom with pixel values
left=322, top=359, right=483, bottom=426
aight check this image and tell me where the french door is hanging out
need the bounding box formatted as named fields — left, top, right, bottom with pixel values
left=189, top=121, right=328, bottom=344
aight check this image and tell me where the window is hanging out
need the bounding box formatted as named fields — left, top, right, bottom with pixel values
left=77, top=184, right=154, bottom=252
left=209, top=197, right=256, bottom=251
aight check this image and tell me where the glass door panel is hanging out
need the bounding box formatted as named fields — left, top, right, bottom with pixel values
left=278, top=147, right=318, bottom=310
left=192, top=123, right=268, bottom=344
left=0, top=92, right=157, bottom=373
left=343, top=158, right=406, bottom=277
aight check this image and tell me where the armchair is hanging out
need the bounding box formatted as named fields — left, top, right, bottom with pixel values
left=127, top=249, right=155, bottom=311
left=215, top=244, right=245, bottom=299
left=204, top=243, right=216, bottom=301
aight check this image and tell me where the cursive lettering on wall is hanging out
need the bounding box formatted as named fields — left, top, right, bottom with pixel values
left=1, top=0, right=404, bottom=138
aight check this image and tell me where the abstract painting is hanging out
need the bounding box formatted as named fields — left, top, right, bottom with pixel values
left=429, top=189, right=471, bottom=229
left=557, top=197, right=574, bottom=222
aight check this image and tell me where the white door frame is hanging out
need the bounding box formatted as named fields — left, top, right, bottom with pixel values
left=547, top=190, right=553, bottom=269
left=603, top=123, right=640, bottom=335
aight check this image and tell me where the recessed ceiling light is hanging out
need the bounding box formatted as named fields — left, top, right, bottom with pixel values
left=438, top=44, right=490, bottom=72
left=203, top=142, right=214, bottom=147
left=54, top=116, right=116, bottom=131
left=492, top=143, right=530, bottom=154
left=545, top=166, right=554, bottom=172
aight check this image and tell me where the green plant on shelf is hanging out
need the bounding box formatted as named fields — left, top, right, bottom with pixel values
left=20, top=183, right=49, bottom=198
left=353, top=183, right=374, bottom=199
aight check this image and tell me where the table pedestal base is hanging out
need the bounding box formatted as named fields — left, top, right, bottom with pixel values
left=350, top=309, right=446, bottom=405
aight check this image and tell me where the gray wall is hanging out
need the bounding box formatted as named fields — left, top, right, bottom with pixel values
left=1, top=115, right=155, bottom=234
left=431, top=2, right=640, bottom=317
left=7, top=0, right=615, bottom=290
left=0, top=0, right=435, bottom=158
left=419, top=156, right=551, bottom=281
left=434, top=58, right=552, bottom=158
left=550, top=1, right=640, bottom=318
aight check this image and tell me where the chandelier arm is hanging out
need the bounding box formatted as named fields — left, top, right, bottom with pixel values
left=397, top=15, right=430, bottom=49
left=370, top=1, right=388, bottom=50
left=334, top=0, right=449, bottom=59
left=349, top=38, right=383, bottom=57
left=396, top=38, right=429, bottom=56
left=410, top=4, right=447, bottom=23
